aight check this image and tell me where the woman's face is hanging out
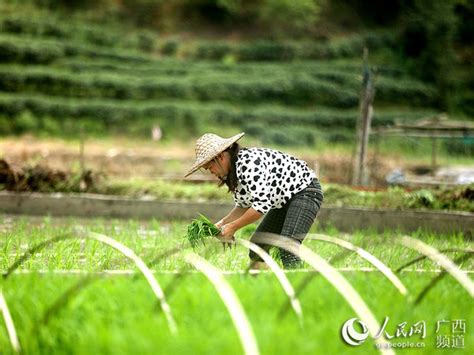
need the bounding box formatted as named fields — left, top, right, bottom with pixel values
left=203, top=153, right=230, bottom=179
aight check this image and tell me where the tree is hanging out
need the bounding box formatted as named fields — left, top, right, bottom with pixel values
left=218, top=0, right=322, bottom=37
left=400, top=0, right=457, bottom=110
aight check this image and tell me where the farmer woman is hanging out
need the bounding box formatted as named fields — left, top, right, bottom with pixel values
left=185, top=132, right=323, bottom=269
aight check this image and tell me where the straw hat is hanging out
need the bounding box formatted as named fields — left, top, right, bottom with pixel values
left=185, top=132, right=245, bottom=177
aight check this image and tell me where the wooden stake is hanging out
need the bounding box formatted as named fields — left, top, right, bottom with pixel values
left=352, top=48, right=376, bottom=186
left=79, top=124, right=85, bottom=177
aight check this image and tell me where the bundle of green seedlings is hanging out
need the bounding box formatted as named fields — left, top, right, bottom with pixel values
left=185, top=214, right=221, bottom=249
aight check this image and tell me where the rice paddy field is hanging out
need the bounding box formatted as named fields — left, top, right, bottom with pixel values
left=0, top=215, right=472, bottom=354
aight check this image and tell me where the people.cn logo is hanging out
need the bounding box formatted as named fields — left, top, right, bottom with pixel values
left=341, top=318, right=370, bottom=346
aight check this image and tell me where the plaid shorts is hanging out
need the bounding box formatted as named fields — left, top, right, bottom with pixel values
left=249, top=178, right=323, bottom=268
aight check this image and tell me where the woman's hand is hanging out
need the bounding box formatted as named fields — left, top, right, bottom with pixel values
left=219, top=223, right=236, bottom=250
left=220, top=223, right=237, bottom=240
left=215, top=219, right=225, bottom=229
left=215, top=207, right=247, bottom=230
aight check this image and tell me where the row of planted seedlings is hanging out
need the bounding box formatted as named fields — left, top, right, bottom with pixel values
left=0, top=216, right=472, bottom=354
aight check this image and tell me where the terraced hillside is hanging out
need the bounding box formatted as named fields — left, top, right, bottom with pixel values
left=0, top=8, right=442, bottom=147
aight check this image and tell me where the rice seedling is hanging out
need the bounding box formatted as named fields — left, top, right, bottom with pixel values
left=184, top=253, right=260, bottom=355
left=0, top=289, right=20, bottom=353
left=184, top=214, right=221, bottom=249
left=0, top=216, right=472, bottom=354
left=397, top=236, right=474, bottom=297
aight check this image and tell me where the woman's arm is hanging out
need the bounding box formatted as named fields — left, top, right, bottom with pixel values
left=216, top=206, right=248, bottom=227
left=220, top=207, right=263, bottom=239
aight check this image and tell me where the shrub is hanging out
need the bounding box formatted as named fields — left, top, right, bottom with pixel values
left=136, top=31, right=156, bottom=52
left=161, top=40, right=179, bottom=56
left=326, top=131, right=354, bottom=143
left=0, top=91, right=440, bottom=137
left=406, top=189, right=435, bottom=208
left=243, top=122, right=316, bottom=147
left=444, top=138, right=474, bottom=156
left=236, top=41, right=296, bottom=61
left=0, top=66, right=366, bottom=107
left=0, top=116, right=13, bottom=135
left=0, top=37, right=64, bottom=64
left=194, top=42, right=231, bottom=60
left=40, top=116, right=62, bottom=135
left=399, top=0, right=457, bottom=109
left=14, top=110, right=39, bottom=133
left=257, top=0, right=321, bottom=36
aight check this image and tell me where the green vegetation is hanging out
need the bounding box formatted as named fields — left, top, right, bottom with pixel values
left=0, top=1, right=471, bottom=352
left=1, top=171, right=472, bottom=212
left=2, top=216, right=472, bottom=272
left=0, top=63, right=438, bottom=106
left=185, top=214, right=221, bottom=249
left=0, top=14, right=156, bottom=52
left=322, top=184, right=474, bottom=212
left=0, top=216, right=472, bottom=354
left=0, top=93, right=438, bottom=139
left=1, top=0, right=471, bottom=152
left=2, top=272, right=471, bottom=355
left=103, top=181, right=474, bottom=212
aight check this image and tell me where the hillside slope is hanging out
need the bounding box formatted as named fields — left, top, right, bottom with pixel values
left=1, top=1, right=470, bottom=150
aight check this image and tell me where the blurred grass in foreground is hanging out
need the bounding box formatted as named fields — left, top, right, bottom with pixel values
left=0, top=216, right=472, bottom=354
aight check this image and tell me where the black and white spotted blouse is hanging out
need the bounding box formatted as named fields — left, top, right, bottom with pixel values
left=233, top=147, right=316, bottom=214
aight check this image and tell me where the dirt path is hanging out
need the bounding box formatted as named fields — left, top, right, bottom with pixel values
left=0, top=136, right=442, bottom=185
left=0, top=136, right=194, bottom=178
